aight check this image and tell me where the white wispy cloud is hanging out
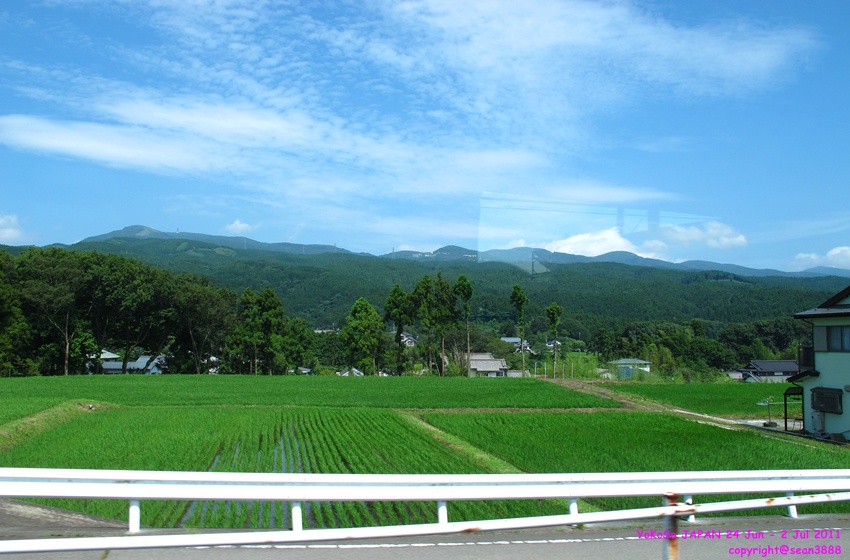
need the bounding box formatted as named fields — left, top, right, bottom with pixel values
left=791, top=247, right=850, bottom=271
left=0, top=0, right=817, bottom=181
left=635, top=136, right=690, bottom=153
left=659, top=221, right=748, bottom=249
left=224, top=219, right=255, bottom=234
left=538, top=220, right=747, bottom=261
left=0, top=114, right=226, bottom=172
left=0, top=215, right=25, bottom=244
left=378, top=0, right=818, bottom=125
left=544, top=227, right=657, bottom=258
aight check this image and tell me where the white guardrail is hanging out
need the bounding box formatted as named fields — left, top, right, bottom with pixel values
left=1, top=468, right=850, bottom=554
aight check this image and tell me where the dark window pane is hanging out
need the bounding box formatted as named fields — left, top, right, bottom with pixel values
left=828, top=326, right=843, bottom=351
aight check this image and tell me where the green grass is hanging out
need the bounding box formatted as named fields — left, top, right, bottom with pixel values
left=601, top=382, right=800, bottom=417
left=0, top=375, right=619, bottom=409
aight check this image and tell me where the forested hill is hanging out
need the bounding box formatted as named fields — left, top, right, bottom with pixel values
left=10, top=236, right=846, bottom=333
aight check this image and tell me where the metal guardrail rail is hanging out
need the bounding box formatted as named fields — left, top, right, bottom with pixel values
left=2, top=468, right=850, bottom=554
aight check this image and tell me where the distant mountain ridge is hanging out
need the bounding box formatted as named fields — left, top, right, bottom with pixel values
left=82, top=225, right=353, bottom=256
left=80, top=225, right=850, bottom=279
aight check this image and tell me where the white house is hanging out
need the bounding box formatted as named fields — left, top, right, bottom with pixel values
left=791, top=285, right=850, bottom=439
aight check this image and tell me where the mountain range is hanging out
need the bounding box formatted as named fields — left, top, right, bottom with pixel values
left=5, top=224, right=849, bottom=330
left=77, top=225, right=850, bottom=279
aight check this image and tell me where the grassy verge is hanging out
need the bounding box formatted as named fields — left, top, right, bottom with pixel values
left=0, top=402, right=108, bottom=452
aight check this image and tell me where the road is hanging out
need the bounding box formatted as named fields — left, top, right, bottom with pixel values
left=3, top=509, right=848, bottom=560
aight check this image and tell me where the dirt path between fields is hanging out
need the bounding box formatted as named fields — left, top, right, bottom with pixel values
left=543, top=378, right=661, bottom=412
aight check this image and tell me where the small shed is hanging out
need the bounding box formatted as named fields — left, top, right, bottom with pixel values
left=608, top=358, right=651, bottom=379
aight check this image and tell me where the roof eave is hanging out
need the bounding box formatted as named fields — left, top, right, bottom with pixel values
left=794, top=308, right=850, bottom=319
left=788, top=369, right=819, bottom=383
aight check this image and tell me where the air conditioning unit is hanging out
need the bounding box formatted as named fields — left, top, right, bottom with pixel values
left=812, top=410, right=825, bottom=434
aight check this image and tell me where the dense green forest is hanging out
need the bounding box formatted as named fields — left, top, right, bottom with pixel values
left=1, top=238, right=846, bottom=378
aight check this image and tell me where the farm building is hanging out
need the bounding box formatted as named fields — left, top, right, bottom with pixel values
left=791, top=285, right=850, bottom=440
left=733, top=359, right=799, bottom=383
left=500, top=337, right=530, bottom=352
left=90, top=350, right=165, bottom=374
left=607, top=358, right=651, bottom=379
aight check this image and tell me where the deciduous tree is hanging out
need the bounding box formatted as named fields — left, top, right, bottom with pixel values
left=171, top=274, right=237, bottom=374
left=546, top=301, right=564, bottom=369
left=432, top=272, right=458, bottom=376
left=340, top=297, right=384, bottom=375
left=384, top=283, right=414, bottom=375
left=453, top=275, right=473, bottom=372
left=0, top=251, right=29, bottom=376
left=17, top=248, right=91, bottom=376
left=225, top=287, right=286, bottom=374
left=411, top=274, right=436, bottom=372
left=510, top=284, right=530, bottom=376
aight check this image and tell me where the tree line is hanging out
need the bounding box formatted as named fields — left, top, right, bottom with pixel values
left=0, top=248, right=477, bottom=376
left=0, top=247, right=814, bottom=378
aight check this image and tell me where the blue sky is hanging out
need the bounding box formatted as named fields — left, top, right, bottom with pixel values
left=1, top=0, right=848, bottom=271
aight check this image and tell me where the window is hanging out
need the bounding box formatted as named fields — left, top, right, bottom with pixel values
left=826, top=326, right=850, bottom=352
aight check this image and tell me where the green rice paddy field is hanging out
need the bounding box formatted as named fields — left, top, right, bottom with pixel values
left=0, top=376, right=846, bottom=528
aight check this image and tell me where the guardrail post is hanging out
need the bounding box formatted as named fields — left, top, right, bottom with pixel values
left=684, top=495, right=695, bottom=523
left=568, top=498, right=578, bottom=515
left=786, top=492, right=798, bottom=518
left=291, top=501, right=303, bottom=532
left=128, top=500, right=141, bottom=533
left=663, top=494, right=678, bottom=560
left=437, top=501, right=448, bottom=525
